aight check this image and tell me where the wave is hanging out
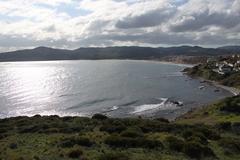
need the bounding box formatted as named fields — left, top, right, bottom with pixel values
left=131, top=98, right=179, bottom=114
left=102, top=106, right=120, bottom=113
left=66, top=98, right=115, bottom=110
left=110, top=106, right=119, bottom=111
left=59, top=92, right=82, bottom=97
left=118, top=100, right=139, bottom=107
left=101, top=100, right=139, bottom=114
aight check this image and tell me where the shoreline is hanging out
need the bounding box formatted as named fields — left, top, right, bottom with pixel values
left=194, top=76, right=240, bottom=96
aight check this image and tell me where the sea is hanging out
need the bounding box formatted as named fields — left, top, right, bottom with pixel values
left=0, top=60, right=232, bottom=120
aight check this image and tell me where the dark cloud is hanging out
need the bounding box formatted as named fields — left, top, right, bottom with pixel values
left=115, top=8, right=176, bottom=29
left=170, top=8, right=240, bottom=32
left=75, top=29, right=240, bottom=47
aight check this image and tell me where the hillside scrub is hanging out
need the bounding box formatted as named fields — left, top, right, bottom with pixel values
left=0, top=96, right=240, bottom=160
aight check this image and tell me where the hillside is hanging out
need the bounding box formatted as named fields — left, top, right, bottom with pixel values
left=0, top=46, right=239, bottom=62
left=183, top=56, right=240, bottom=89
left=0, top=96, right=240, bottom=160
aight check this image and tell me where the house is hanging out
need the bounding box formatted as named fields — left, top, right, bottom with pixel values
left=218, top=64, right=233, bottom=74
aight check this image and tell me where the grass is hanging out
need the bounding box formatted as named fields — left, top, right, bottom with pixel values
left=178, top=96, right=240, bottom=125
left=0, top=96, right=240, bottom=159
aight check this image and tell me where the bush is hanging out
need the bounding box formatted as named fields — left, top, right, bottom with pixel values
left=92, top=114, right=108, bottom=120
left=219, top=96, right=240, bottom=114
left=19, top=124, right=49, bottom=133
left=67, top=149, right=83, bottom=159
left=232, top=122, right=240, bottom=134
left=221, top=73, right=240, bottom=88
left=182, top=129, right=208, bottom=145
left=165, top=136, right=185, bottom=152
left=9, top=143, right=18, bottom=149
left=59, top=137, right=94, bottom=148
left=219, top=138, right=240, bottom=155
left=216, top=121, right=232, bottom=131
left=120, top=127, right=143, bottom=138
left=182, top=126, right=220, bottom=141
left=186, top=135, right=208, bottom=145
left=0, top=128, right=8, bottom=133
left=183, top=142, right=215, bottom=159
left=0, top=134, right=7, bottom=140
left=139, top=122, right=174, bottom=133
left=100, top=124, right=126, bottom=133
left=105, top=136, right=163, bottom=149
left=98, top=152, right=129, bottom=160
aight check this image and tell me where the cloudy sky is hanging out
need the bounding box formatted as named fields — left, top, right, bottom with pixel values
left=0, top=0, right=240, bottom=52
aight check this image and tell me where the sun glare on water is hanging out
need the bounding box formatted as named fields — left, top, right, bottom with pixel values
left=2, top=62, right=58, bottom=116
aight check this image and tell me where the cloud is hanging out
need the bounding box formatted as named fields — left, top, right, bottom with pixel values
left=170, top=0, right=240, bottom=32
left=0, top=0, right=239, bottom=52
left=115, top=8, right=176, bottom=29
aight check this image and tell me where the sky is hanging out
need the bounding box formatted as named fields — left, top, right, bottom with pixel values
left=0, top=0, right=240, bottom=52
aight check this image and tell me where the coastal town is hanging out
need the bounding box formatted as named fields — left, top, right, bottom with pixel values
left=184, top=54, right=240, bottom=96
left=207, top=55, right=240, bottom=75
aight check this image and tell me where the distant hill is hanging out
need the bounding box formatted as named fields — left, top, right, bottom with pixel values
left=217, top=46, right=240, bottom=52
left=0, top=46, right=239, bottom=62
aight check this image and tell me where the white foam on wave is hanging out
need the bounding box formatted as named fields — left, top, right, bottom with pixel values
left=110, top=106, right=119, bottom=111
left=131, top=98, right=178, bottom=114
left=102, top=106, right=119, bottom=113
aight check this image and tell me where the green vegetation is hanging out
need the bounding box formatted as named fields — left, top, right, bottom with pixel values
left=183, top=64, right=223, bottom=81
left=0, top=96, right=240, bottom=159
left=184, top=63, right=240, bottom=89
left=178, top=96, right=240, bottom=125
left=218, top=96, right=240, bottom=114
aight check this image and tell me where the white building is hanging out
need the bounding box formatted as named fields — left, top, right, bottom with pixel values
left=218, top=64, right=233, bottom=74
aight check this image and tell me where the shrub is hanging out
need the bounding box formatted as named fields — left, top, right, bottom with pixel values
left=120, top=127, right=143, bottom=138
left=92, top=114, right=108, bottom=120
left=140, top=122, right=174, bottom=133
left=18, top=124, right=51, bottom=133
left=182, top=129, right=208, bottom=145
left=182, top=126, right=220, bottom=141
left=183, top=142, right=215, bottom=159
left=198, top=127, right=220, bottom=140
left=216, top=121, right=232, bottom=131
left=187, top=136, right=208, bottom=145
left=0, top=128, right=8, bottom=133
left=67, top=149, right=83, bottom=159
left=9, top=143, right=18, bottom=149
left=59, top=137, right=94, bottom=148
left=98, top=152, right=129, bottom=160
left=105, top=136, right=163, bottom=149
left=100, top=124, right=126, bottom=133
left=41, top=128, right=60, bottom=133
left=165, top=136, right=185, bottom=152
left=0, top=134, right=7, bottom=140
left=232, top=122, right=240, bottom=134
left=219, top=96, right=240, bottom=114
left=219, top=138, right=240, bottom=155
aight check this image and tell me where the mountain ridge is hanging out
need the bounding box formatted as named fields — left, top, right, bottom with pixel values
left=0, top=45, right=240, bottom=62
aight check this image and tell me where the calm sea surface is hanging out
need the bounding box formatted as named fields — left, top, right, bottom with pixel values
left=0, top=60, right=232, bottom=119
